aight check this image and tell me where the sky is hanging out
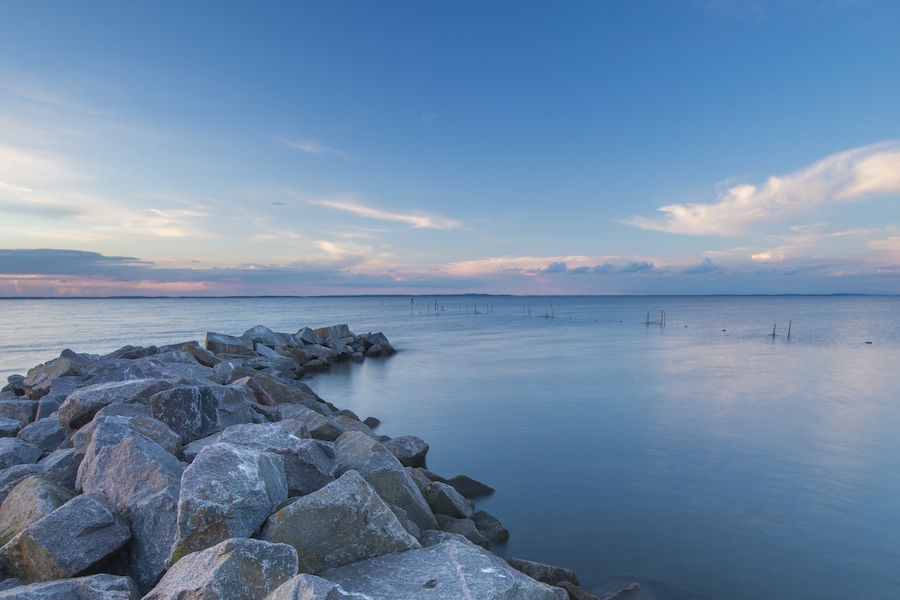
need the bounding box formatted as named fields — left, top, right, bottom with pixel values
left=1, top=0, right=899, bottom=296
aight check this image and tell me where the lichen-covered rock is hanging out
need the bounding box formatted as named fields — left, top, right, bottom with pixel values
left=0, top=439, right=42, bottom=470
left=144, top=538, right=298, bottom=600
left=383, top=435, right=429, bottom=467
left=422, top=481, right=475, bottom=519
left=0, top=476, right=74, bottom=546
left=264, top=574, right=368, bottom=600
left=0, top=574, right=139, bottom=599
left=262, top=470, right=420, bottom=574
left=333, top=432, right=437, bottom=532
left=57, top=379, right=174, bottom=429
left=76, top=417, right=184, bottom=591
left=321, top=540, right=565, bottom=600
left=16, top=416, right=72, bottom=454
left=168, top=443, right=288, bottom=566
left=0, top=492, right=130, bottom=583
left=506, top=557, right=580, bottom=587
left=149, top=385, right=254, bottom=443
left=216, top=423, right=334, bottom=497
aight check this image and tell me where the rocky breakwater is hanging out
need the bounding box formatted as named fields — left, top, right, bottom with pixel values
left=0, top=324, right=600, bottom=600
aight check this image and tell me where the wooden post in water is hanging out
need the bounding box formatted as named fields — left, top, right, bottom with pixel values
left=772, top=324, right=776, bottom=338
left=646, top=311, right=649, bottom=325
left=788, top=320, right=792, bottom=338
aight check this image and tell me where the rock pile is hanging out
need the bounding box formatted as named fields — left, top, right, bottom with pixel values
left=0, top=324, right=593, bottom=600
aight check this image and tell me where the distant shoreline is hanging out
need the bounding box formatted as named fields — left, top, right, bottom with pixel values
left=0, top=293, right=889, bottom=300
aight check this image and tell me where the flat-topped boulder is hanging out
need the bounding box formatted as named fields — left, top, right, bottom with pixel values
left=0, top=574, right=139, bottom=599
left=58, top=379, right=175, bottom=429
left=205, top=332, right=255, bottom=355
left=262, top=470, right=419, bottom=574
left=321, top=540, right=566, bottom=600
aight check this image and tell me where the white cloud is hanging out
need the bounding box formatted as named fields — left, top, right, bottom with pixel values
left=625, top=141, right=900, bottom=237
left=283, top=139, right=344, bottom=156
left=312, top=198, right=461, bottom=230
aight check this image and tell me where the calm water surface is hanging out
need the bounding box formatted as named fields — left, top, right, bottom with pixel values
left=1, top=295, right=898, bottom=599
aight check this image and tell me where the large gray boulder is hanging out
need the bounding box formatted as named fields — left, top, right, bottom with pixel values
left=296, top=327, right=323, bottom=345
left=332, top=415, right=378, bottom=440
left=0, top=400, right=38, bottom=428
left=242, top=326, right=288, bottom=349
left=0, top=574, right=139, bottom=599
left=16, top=416, right=72, bottom=454
left=144, top=538, right=298, bottom=600
left=23, top=357, right=82, bottom=400
left=37, top=448, right=78, bottom=491
left=446, top=474, right=495, bottom=498
left=314, top=325, right=352, bottom=340
left=0, top=420, right=20, bottom=438
left=76, top=417, right=185, bottom=591
left=261, top=470, right=420, bottom=574
left=0, top=476, right=74, bottom=546
left=0, top=492, right=130, bottom=583
left=0, top=439, right=42, bottom=470
left=422, top=481, right=475, bottom=519
left=205, top=332, right=255, bottom=355
left=264, top=574, right=368, bottom=600
left=474, top=509, right=509, bottom=543
left=321, top=540, right=566, bottom=600
left=149, top=385, right=255, bottom=443
left=333, top=432, right=437, bottom=532
left=216, top=423, right=334, bottom=496
left=168, top=443, right=288, bottom=565
left=279, top=405, right=344, bottom=441
left=382, top=435, right=428, bottom=467
left=57, top=379, right=174, bottom=429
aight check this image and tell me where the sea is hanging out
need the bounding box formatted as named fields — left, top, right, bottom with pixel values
left=1, top=295, right=898, bottom=599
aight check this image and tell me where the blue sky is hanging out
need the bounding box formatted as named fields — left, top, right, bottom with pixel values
left=1, top=1, right=899, bottom=295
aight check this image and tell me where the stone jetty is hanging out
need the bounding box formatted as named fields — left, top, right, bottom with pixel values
left=0, top=324, right=602, bottom=600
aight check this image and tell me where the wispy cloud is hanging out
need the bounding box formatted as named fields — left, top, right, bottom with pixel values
left=283, top=139, right=344, bottom=156
left=312, top=198, right=461, bottom=230
left=625, top=141, right=900, bottom=237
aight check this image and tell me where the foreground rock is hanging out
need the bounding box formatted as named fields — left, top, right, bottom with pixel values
left=333, top=432, right=438, bottom=532
left=321, top=539, right=566, bottom=600
left=168, top=443, right=288, bottom=565
left=0, top=492, right=130, bottom=582
left=262, top=470, right=419, bottom=574
left=265, top=574, right=368, bottom=600
left=0, top=574, right=139, bottom=599
left=0, top=476, right=74, bottom=546
left=144, top=538, right=298, bottom=600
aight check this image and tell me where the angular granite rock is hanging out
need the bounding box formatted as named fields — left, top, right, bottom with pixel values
left=149, top=385, right=254, bottom=444
left=205, top=332, right=255, bottom=355
left=0, top=420, right=20, bottom=438
left=0, top=475, right=75, bottom=546
left=23, top=357, right=82, bottom=400
left=77, top=418, right=185, bottom=591
left=0, top=400, right=38, bottom=428
left=506, top=557, right=580, bottom=587
left=435, top=514, right=490, bottom=549
left=16, top=416, right=72, bottom=454
left=262, top=470, right=420, bottom=574
left=168, top=443, right=287, bottom=565
left=332, top=415, right=378, bottom=440
left=279, top=405, right=345, bottom=442
left=0, top=574, right=139, bottom=599
left=144, top=538, right=298, bottom=600
left=321, top=539, right=565, bottom=600
left=0, top=439, right=42, bottom=470
left=57, top=379, right=174, bottom=429
left=333, top=432, right=437, bottom=532
left=446, top=474, right=495, bottom=498
left=0, top=492, right=130, bottom=583
left=216, top=423, right=334, bottom=497
left=422, top=481, right=475, bottom=520
left=264, top=574, right=368, bottom=600
left=474, top=509, right=510, bottom=543
left=382, top=435, right=428, bottom=467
